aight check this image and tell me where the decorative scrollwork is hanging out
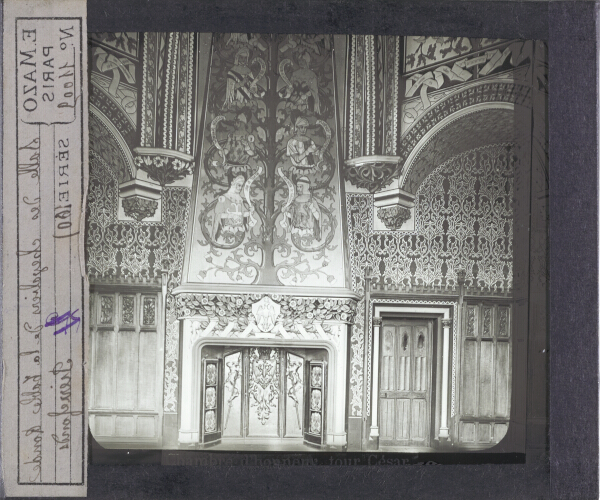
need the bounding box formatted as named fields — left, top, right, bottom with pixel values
left=100, top=295, right=114, bottom=324
left=286, top=353, right=303, bottom=431
left=376, top=205, right=412, bottom=230
left=223, top=352, right=242, bottom=431
left=121, top=295, right=135, bottom=324
left=143, top=296, right=156, bottom=325
left=248, top=347, right=280, bottom=425
left=498, top=307, right=508, bottom=337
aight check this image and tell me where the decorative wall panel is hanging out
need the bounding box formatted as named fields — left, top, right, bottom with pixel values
left=185, top=34, right=348, bottom=289
left=350, top=143, right=514, bottom=291
left=177, top=293, right=356, bottom=340
left=90, top=33, right=139, bottom=126
left=89, top=112, right=133, bottom=183
left=402, top=109, right=516, bottom=195
left=398, top=81, right=530, bottom=176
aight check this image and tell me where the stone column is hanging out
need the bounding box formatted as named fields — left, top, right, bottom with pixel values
left=439, top=317, right=452, bottom=440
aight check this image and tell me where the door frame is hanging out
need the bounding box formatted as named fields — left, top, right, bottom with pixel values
left=370, top=301, right=457, bottom=450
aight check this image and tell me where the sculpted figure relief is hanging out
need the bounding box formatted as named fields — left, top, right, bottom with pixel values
left=279, top=50, right=321, bottom=115
left=222, top=111, right=256, bottom=167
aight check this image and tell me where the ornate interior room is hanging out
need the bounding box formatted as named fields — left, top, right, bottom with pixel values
left=86, top=33, right=548, bottom=455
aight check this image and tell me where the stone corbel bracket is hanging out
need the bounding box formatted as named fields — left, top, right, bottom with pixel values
left=344, top=155, right=401, bottom=193
left=373, top=186, right=416, bottom=231
left=119, top=177, right=162, bottom=222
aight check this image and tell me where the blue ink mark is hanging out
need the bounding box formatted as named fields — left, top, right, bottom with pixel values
left=45, top=310, right=80, bottom=335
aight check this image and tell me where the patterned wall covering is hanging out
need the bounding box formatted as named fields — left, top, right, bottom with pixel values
left=86, top=152, right=191, bottom=412
left=90, top=33, right=139, bottom=140
left=134, top=33, right=197, bottom=188
left=159, top=32, right=195, bottom=153
left=91, top=32, right=140, bottom=59
left=140, top=32, right=167, bottom=149
left=347, top=143, right=515, bottom=416
left=185, top=34, right=348, bottom=289
left=405, top=37, right=506, bottom=72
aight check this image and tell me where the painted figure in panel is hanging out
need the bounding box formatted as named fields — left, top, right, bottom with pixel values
left=195, top=34, right=343, bottom=286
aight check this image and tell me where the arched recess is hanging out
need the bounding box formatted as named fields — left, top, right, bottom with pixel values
left=400, top=104, right=517, bottom=194
left=395, top=78, right=532, bottom=194
left=90, top=105, right=136, bottom=183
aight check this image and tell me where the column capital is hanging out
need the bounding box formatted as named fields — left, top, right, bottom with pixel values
left=441, top=318, right=452, bottom=329
left=373, top=316, right=382, bottom=327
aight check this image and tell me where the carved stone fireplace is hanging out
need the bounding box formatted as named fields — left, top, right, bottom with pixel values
left=174, top=292, right=356, bottom=449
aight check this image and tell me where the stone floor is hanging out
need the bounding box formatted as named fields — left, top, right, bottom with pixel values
left=208, top=438, right=317, bottom=452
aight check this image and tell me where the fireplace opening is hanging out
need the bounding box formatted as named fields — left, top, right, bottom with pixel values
left=199, top=345, right=329, bottom=447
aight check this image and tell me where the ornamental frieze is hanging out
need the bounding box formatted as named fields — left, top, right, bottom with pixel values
left=133, top=153, right=194, bottom=186
left=176, top=292, right=357, bottom=338
left=344, top=156, right=400, bottom=193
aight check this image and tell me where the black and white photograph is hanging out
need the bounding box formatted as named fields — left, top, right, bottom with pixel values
left=85, top=32, right=548, bottom=456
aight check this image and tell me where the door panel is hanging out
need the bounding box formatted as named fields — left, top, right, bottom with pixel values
left=285, top=352, right=304, bottom=437
left=247, top=347, right=281, bottom=437
left=381, top=327, right=394, bottom=390
left=304, top=360, right=326, bottom=446
left=380, top=399, right=394, bottom=440
left=223, top=351, right=243, bottom=437
left=379, top=320, right=434, bottom=447
left=201, top=358, right=222, bottom=444
left=411, top=398, right=427, bottom=442
left=458, top=303, right=512, bottom=446
left=395, top=399, right=410, bottom=441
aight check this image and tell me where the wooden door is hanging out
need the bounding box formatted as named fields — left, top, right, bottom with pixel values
left=379, top=320, right=433, bottom=447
